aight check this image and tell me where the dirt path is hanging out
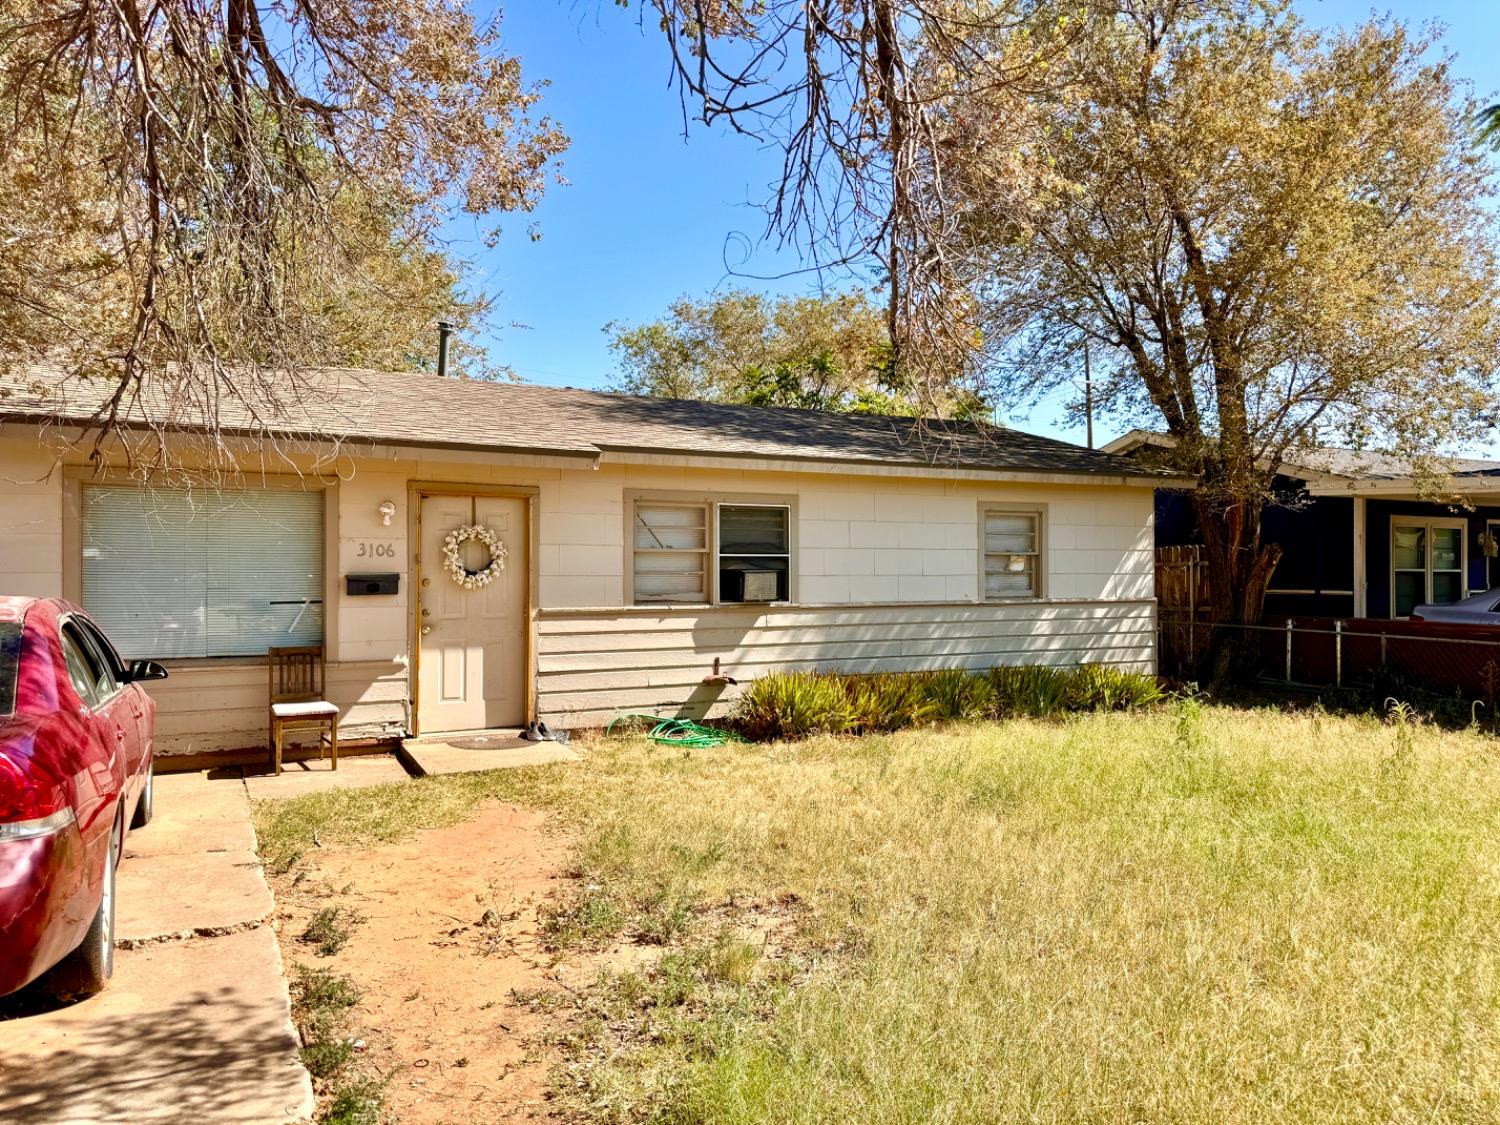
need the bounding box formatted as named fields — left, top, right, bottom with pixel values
left=267, top=803, right=580, bottom=1125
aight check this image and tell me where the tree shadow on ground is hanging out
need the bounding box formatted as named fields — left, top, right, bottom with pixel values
left=0, top=983, right=307, bottom=1124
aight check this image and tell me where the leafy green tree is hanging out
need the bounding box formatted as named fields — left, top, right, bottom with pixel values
left=607, top=289, right=984, bottom=417
left=1478, top=105, right=1500, bottom=147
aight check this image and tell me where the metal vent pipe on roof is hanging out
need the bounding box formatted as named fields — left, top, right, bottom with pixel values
left=437, top=320, right=453, bottom=378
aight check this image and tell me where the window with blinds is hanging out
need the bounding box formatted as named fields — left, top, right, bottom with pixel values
left=631, top=500, right=792, bottom=605
left=983, top=509, right=1041, bottom=600
left=633, top=502, right=709, bottom=603
left=718, top=505, right=790, bottom=603
left=81, top=486, right=325, bottom=659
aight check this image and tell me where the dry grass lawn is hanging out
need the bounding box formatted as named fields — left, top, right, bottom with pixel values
left=255, top=702, right=1500, bottom=1123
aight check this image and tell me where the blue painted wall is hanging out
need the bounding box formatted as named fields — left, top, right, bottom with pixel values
left=1362, top=500, right=1500, bottom=619
left=1152, top=488, right=1500, bottom=619
left=1152, top=486, right=1355, bottom=617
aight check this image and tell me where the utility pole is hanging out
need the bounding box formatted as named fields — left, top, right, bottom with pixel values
left=1083, top=344, right=1095, bottom=449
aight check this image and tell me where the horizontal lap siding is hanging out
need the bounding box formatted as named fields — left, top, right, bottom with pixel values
left=145, top=660, right=408, bottom=756
left=536, top=600, right=1156, bottom=728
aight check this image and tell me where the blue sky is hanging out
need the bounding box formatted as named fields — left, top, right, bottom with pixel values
left=453, top=1, right=1498, bottom=445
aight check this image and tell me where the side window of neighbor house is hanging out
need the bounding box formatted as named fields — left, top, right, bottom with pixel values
left=81, top=486, right=324, bottom=659
left=983, top=509, right=1042, bottom=600
left=633, top=502, right=710, bottom=603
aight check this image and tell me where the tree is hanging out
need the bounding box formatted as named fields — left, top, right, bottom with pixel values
left=606, top=289, right=984, bottom=416
left=1479, top=104, right=1500, bottom=148
left=942, top=2, right=1500, bottom=671
left=637, top=1, right=1064, bottom=395
left=0, top=0, right=566, bottom=464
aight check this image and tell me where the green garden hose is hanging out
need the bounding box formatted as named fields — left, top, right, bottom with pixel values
left=605, top=713, right=739, bottom=748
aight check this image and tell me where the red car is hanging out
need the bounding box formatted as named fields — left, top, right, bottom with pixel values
left=0, top=596, right=164, bottom=998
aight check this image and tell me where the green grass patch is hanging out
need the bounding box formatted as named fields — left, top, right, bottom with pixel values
left=299, top=906, right=363, bottom=957
left=257, top=705, right=1500, bottom=1122
left=287, top=965, right=381, bottom=1121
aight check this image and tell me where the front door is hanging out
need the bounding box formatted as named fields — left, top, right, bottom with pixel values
left=417, top=494, right=527, bottom=732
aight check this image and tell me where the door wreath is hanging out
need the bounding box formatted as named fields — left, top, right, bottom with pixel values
left=442, top=524, right=508, bottom=590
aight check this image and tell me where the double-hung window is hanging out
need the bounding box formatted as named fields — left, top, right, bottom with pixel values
left=982, top=508, right=1042, bottom=600
left=81, top=485, right=325, bottom=659
left=632, top=500, right=791, bottom=604
left=1391, top=517, right=1466, bottom=617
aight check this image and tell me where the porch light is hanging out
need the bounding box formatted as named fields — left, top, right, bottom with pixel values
left=378, top=500, right=397, bottom=526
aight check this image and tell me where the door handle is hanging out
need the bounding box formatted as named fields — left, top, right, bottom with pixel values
left=421, top=625, right=432, bottom=636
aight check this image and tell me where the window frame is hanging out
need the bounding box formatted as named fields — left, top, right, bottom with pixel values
left=714, top=502, right=792, bottom=605
left=979, top=504, right=1046, bottom=602
left=1389, top=515, right=1468, bottom=619
left=626, top=490, right=797, bottom=607
left=631, top=501, right=712, bottom=606
left=74, top=480, right=329, bottom=662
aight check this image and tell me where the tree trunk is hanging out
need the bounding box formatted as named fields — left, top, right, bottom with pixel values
left=1191, top=490, right=1282, bottom=687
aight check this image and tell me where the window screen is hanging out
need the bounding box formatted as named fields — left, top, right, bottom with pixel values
left=633, top=503, right=709, bottom=603
left=983, top=510, right=1041, bottom=599
left=82, top=487, right=324, bottom=659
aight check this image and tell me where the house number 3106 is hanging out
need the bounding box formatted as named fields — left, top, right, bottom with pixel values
left=356, top=542, right=396, bottom=559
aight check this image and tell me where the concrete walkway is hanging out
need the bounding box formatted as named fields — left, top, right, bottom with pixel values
left=241, top=753, right=411, bottom=800
left=401, top=732, right=579, bottom=777
left=0, top=772, right=314, bottom=1125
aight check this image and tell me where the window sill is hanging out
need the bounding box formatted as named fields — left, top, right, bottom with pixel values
left=152, top=655, right=273, bottom=670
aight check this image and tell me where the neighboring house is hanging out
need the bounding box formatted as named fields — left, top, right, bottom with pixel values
left=0, top=369, right=1185, bottom=760
left=1104, top=430, right=1500, bottom=620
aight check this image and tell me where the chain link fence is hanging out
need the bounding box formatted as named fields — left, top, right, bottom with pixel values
left=1159, top=611, right=1500, bottom=709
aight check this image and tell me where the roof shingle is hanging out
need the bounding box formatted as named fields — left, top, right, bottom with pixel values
left=0, top=366, right=1183, bottom=481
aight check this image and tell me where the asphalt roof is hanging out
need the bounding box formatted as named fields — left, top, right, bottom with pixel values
left=0, top=365, right=1184, bottom=481
left=1102, top=428, right=1500, bottom=484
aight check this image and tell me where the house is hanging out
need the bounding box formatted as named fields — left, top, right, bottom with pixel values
left=0, top=368, right=1186, bottom=761
left=1103, top=430, right=1500, bottom=620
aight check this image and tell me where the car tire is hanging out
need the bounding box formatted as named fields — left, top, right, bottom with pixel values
left=131, top=763, right=153, bottom=829
left=52, top=820, right=118, bottom=998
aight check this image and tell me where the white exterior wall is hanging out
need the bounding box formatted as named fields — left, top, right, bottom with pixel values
left=538, top=465, right=1153, bottom=606
left=0, top=431, right=1157, bottom=756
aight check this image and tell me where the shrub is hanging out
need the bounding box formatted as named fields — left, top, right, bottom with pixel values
left=730, top=665, right=1164, bottom=741
left=920, top=669, right=997, bottom=722
left=733, top=671, right=853, bottom=740
left=989, top=665, right=1074, bottom=717
left=845, top=673, right=937, bottom=733
left=1068, top=664, right=1164, bottom=711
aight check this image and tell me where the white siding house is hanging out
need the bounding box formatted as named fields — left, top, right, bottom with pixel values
left=0, top=368, right=1184, bottom=759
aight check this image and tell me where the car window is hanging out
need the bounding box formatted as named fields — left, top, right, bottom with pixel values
left=75, top=618, right=124, bottom=693
left=61, top=621, right=118, bottom=707
left=0, top=623, right=19, bottom=716
left=60, top=625, right=103, bottom=708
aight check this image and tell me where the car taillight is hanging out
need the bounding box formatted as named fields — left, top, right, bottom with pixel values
left=0, top=747, right=72, bottom=840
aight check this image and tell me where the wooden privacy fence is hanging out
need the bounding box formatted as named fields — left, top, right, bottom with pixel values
left=1155, top=545, right=1214, bottom=672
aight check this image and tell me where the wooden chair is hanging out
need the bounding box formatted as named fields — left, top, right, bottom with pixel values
left=268, top=645, right=339, bottom=775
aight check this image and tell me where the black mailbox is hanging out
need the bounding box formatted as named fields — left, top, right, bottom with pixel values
left=346, top=572, right=400, bottom=596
